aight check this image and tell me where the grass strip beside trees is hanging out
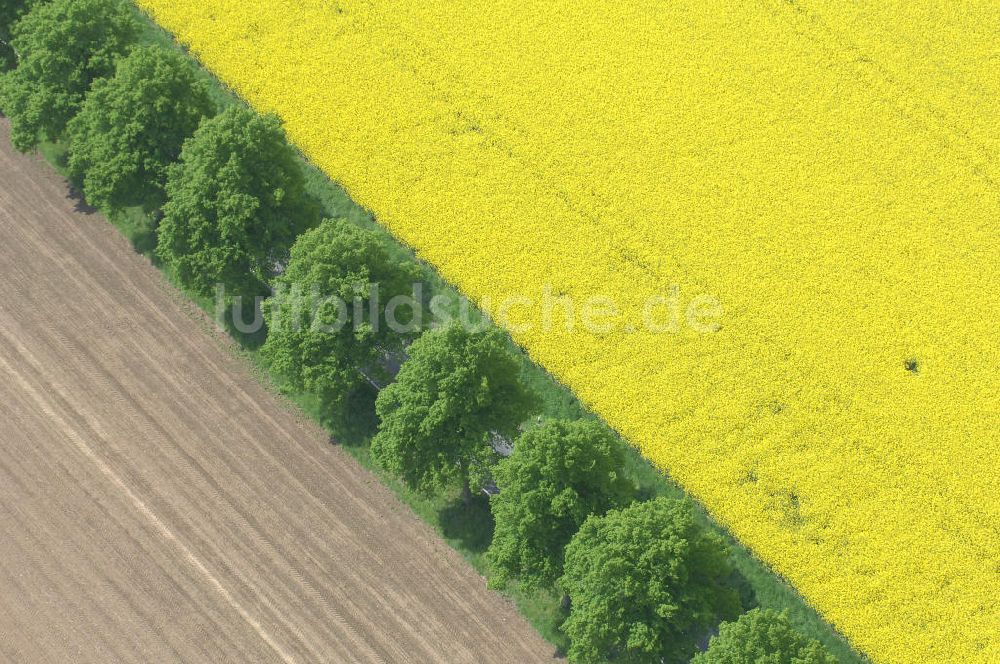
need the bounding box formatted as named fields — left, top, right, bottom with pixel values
left=0, top=2, right=863, bottom=662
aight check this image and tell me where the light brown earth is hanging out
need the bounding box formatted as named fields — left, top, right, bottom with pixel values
left=0, top=119, right=553, bottom=664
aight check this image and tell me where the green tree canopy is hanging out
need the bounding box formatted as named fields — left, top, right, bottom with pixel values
left=692, top=608, right=838, bottom=664
left=156, top=105, right=320, bottom=299
left=560, top=497, right=741, bottom=664
left=67, top=45, right=215, bottom=212
left=487, top=418, right=634, bottom=592
left=0, top=0, right=24, bottom=39
left=0, top=0, right=137, bottom=151
left=0, top=0, right=40, bottom=70
left=371, top=322, right=536, bottom=500
left=261, top=217, right=422, bottom=410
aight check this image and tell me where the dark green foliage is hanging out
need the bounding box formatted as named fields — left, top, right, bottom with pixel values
left=0, top=0, right=137, bottom=151
left=67, top=45, right=215, bottom=212
left=156, top=105, right=320, bottom=299
left=261, top=217, right=422, bottom=410
left=560, top=497, right=741, bottom=664
left=9, top=5, right=869, bottom=662
left=0, top=0, right=39, bottom=70
left=0, top=1, right=22, bottom=38
left=487, top=419, right=634, bottom=592
left=371, top=322, right=536, bottom=499
left=0, top=0, right=32, bottom=31
left=693, top=608, right=839, bottom=664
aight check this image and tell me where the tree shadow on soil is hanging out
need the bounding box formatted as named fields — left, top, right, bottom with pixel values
left=67, top=187, right=97, bottom=216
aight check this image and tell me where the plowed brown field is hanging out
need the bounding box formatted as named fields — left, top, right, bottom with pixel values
left=0, top=119, right=551, bottom=664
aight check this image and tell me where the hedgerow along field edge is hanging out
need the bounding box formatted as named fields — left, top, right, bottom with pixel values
left=26, top=7, right=866, bottom=658
left=132, top=1, right=1000, bottom=662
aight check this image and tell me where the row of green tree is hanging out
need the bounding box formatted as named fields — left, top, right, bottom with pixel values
left=0, top=2, right=840, bottom=662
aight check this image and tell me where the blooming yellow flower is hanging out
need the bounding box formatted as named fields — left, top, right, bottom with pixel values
left=134, top=1, right=1000, bottom=661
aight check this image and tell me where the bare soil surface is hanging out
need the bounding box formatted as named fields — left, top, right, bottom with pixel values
left=0, top=119, right=552, bottom=663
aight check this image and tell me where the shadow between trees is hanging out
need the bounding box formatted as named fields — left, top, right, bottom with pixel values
left=439, top=492, right=495, bottom=554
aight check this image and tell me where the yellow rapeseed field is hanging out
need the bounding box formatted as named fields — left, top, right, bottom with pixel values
left=134, top=1, right=999, bottom=661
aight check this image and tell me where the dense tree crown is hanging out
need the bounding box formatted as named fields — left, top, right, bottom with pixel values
left=693, top=608, right=838, bottom=664
left=371, top=322, right=536, bottom=498
left=0, top=1, right=23, bottom=39
left=0, top=0, right=38, bottom=70
left=156, top=105, right=319, bottom=298
left=560, top=497, right=741, bottom=664
left=0, top=0, right=137, bottom=151
left=487, top=418, right=634, bottom=591
left=261, top=217, right=421, bottom=409
left=67, top=45, right=215, bottom=212
left=0, top=3, right=851, bottom=662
